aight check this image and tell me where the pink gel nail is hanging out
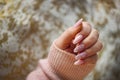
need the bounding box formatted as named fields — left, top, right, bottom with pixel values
left=74, top=44, right=84, bottom=53
left=73, top=35, right=83, bottom=44
left=75, top=52, right=87, bottom=60
left=74, top=60, right=84, bottom=65
left=74, top=18, right=83, bottom=27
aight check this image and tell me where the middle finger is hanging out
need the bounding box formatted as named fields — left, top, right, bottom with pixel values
left=74, top=29, right=99, bottom=53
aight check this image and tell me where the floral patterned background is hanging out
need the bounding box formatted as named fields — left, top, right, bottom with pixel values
left=0, top=0, right=120, bottom=80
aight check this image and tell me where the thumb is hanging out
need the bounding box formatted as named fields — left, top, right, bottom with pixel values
left=56, top=19, right=83, bottom=49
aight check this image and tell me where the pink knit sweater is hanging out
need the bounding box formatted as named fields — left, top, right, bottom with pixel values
left=27, top=41, right=96, bottom=80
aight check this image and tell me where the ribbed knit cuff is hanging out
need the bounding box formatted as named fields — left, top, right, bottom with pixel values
left=48, top=40, right=96, bottom=80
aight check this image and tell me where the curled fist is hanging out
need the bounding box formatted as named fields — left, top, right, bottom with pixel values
left=55, top=19, right=103, bottom=65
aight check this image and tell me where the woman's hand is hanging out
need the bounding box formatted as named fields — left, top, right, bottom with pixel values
left=55, top=19, right=103, bottom=65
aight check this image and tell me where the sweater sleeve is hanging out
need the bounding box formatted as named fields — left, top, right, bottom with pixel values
left=27, top=40, right=96, bottom=80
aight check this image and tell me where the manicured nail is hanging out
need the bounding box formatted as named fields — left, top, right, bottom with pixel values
left=74, top=44, right=84, bottom=53
left=75, top=52, right=87, bottom=60
left=73, top=35, right=83, bottom=44
left=74, top=18, right=83, bottom=27
left=74, top=60, right=84, bottom=65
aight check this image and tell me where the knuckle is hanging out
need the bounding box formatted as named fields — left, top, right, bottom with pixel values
left=84, top=22, right=92, bottom=31
left=85, top=54, right=98, bottom=64
left=90, top=34, right=98, bottom=41
left=87, top=35, right=98, bottom=45
left=86, top=49, right=92, bottom=55
left=91, top=55, right=98, bottom=63
left=82, top=22, right=92, bottom=37
left=85, top=39, right=91, bottom=47
left=84, top=39, right=93, bottom=48
left=97, top=41, right=103, bottom=50
left=83, top=30, right=99, bottom=48
left=99, top=41, right=103, bottom=50
left=93, top=29, right=99, bottom=37
left=84, top=22, right=91, bottom=28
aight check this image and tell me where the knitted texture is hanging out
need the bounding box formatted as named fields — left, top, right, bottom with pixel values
left=27, top=41, right=96, bottom=80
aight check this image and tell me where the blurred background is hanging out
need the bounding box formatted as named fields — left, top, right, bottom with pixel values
left=0, top=0, right=120, bottom=80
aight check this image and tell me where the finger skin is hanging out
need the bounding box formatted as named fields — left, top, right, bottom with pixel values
left=76, top=40, right=103, bottom=60
left=76, top=22, right=92, bottom=38
left=73, top=22, right=92, bottom=44
left=82, top=29, right=99, bottom=49
left=74, top=54, right=98, bottom=65
left=85, top=40, right=103, bottom=57
left=84, top=54, right=98, bottom=64
left=56, top=19, right=83, bottom=49
left=74, top=28, right=99, bottom=53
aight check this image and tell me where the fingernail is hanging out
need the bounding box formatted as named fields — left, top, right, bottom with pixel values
left=73, top=35, right=83, bottom=44
left=74, top=18, right=83, bottom=27
left=74, top=44, right=84, bottom=53
left=74, top=60, right=84, bottom=65
left=75, top=52, right=87, bottom=60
